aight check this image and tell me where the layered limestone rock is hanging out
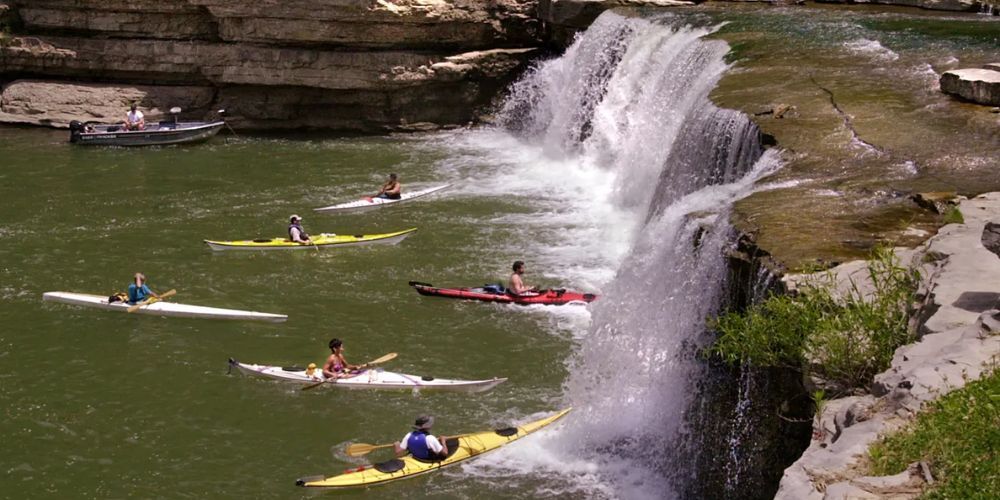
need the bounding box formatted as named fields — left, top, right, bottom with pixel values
left=0, top=79, right=215, bottom=127
left=0, top=1, right=541, bottom=130
left=10, top=0, right=540, bottom=49
left=940, top=67, right=1000, bottom=106
left=775, top=192, right=1000, bottom=499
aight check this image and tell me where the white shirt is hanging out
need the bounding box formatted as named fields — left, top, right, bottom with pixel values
left=127, top=110, right=144, bottom=124
left=290, top=226, right=307, bottom=242
left=400, top=432, right=443, bottom=454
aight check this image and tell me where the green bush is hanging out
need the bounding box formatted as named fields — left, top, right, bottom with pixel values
left=868, top=369, right=999, bottom=498
left=707, top=246, right=919, bottom=391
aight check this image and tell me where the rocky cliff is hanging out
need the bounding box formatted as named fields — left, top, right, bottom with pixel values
left=775, top=193, right=1000, bottom=499
left=0, top=0, right=543, bottom=130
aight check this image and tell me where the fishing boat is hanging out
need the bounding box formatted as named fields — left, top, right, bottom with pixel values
left=42, top=292, right=288, bottom=322
left=313, top=184, right=450, bottom=213
left=229, top=359, right=506, bottom=393
left=68, top=107, right=226, bottom=146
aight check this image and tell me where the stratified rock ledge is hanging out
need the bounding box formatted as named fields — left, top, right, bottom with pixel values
left=940, top=67, right=1000, bottom=106
left=775, top=192, right=1000, bottom=500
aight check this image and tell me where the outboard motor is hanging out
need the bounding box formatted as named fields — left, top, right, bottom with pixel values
left=68, top=120, right=84, bottom=143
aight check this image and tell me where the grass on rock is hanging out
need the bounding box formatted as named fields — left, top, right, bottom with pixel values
left=868, top=369, right=999, bottom=499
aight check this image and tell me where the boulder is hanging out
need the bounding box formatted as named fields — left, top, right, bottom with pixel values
left=939, top=68, right=1000, bottom=106
left=0, top=79, right=215, bottom=127
left=985, top=63, right=1000, bottom=72
left=984, top=222, right=1000, bottom=259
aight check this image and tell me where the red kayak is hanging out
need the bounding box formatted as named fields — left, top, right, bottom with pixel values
left=409, top=281, right=597, bottom=306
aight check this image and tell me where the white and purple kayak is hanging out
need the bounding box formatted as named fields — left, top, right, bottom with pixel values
left=42, top=292, right=288, bottom=322
left=313, top=184, right=450, bottom=213
left=229, top=359, right=506, bottom=393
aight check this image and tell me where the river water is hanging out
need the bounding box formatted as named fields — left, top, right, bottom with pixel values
left=1, top=5, right=996, bottom=500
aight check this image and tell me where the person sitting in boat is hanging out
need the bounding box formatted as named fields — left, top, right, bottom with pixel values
left=374, top=173, right=402, bottom=200
left=288, top=215, right=311, bottom=244
left=127, top=273, right=160, bottom=305
left=322, top=338, right=361, bottom=379
left=395, top=415, right=449, bottom=461
left=123, top=103, right=145, bottom=131
left=509, top=260, right=539, bottom=296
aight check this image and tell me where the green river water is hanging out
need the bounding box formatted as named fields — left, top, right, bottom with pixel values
left=0, top=126, right=587, bottom=499
left=2, top=3, right=998, bottom=499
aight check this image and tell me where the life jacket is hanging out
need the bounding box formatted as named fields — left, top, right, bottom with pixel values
left=288, top=222, right=308, bottom=240
left=406, top=431, right=433, bottom=460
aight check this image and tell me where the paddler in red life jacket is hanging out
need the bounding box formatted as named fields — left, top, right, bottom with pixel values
left=394, top=415, right=449, bottom=461
left=322, top=338, right=361, bottom=379
left=509, top=260, right=540, bottom=296
left=287, top=214, right=311, bottom=244
left=374, top=173, right=402, bottom=200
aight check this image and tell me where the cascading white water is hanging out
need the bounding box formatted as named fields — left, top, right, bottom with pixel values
left=493, top=11, right=782, bottom=498
left=432, top=10, right=784, bottom=498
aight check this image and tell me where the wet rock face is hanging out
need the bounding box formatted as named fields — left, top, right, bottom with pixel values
left=0, top=1, right=541, bottom=131
left=940, top=68, right=1000, bottom=107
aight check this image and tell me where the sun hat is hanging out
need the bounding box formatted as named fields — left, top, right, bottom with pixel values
left=413, top=415, right=434, bottom=430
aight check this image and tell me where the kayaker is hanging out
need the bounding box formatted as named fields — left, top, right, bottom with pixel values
left=394, top=415, right=449, bottom=461
left=322, top=338, right=361, bottom=379
left=509, top=261, right=539, bottom=296
left=126, top=273, right=160, bottom=305
left=374, top=173, right=402, bottom=200
left=123, top=103, right=145, bottom=131
left=288, top=215, right=311, bottom=244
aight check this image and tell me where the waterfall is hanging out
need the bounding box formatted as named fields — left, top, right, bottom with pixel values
left=492, top=11, right=790, bottom=498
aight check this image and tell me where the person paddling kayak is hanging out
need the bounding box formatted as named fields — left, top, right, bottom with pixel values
left=322, top=338, right=361, bottom=379
left=394, top=415, right=449, bottom=461
left=509, top=260, right=539, bottom=296
left=288, top=214, right=311, bottom=244
left=373, top=173, right=402, bottom=200
left=127, top=273, right=160, bottom=305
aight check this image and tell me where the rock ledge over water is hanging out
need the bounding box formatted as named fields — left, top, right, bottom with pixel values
left=775, top=192, right=1000, bottom=499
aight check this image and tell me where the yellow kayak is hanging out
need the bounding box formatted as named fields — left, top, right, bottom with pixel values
left=204, top=228, right=416, bottom=251
left=296, top=408, right=571, bottom=488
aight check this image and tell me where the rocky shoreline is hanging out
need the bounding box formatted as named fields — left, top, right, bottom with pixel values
left=5, top=0, right=996, bottom=131
left=774, top=192, right=1000, bottom=499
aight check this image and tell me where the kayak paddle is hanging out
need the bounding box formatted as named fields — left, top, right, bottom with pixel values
left=126, top=289, right=176, bottom=313
left=300, top=352, right=398, bottom=391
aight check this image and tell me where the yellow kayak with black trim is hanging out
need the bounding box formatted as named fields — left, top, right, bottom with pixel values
left=204, top=228, right=416, bottom=251
left=296, top=408, right=571, bottom=488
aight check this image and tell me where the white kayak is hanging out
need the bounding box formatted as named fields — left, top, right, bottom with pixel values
left=313, top=184, right=450, bottom=213
left=229, top=359, right=506, bottom=393
left=42, top=292, right=288, bottom=322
